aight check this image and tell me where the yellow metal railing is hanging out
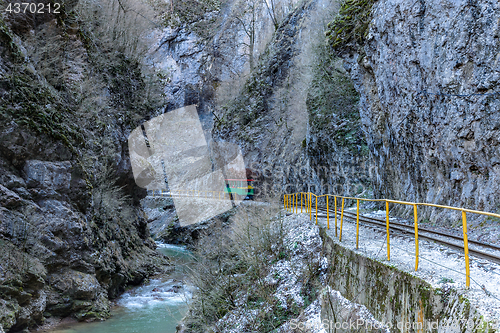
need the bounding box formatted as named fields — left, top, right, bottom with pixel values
left=283, top=192, right=500, bottom=288
left=150, top=189, right=232, bottom=200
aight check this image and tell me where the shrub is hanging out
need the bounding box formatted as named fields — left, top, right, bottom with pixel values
left=184, top=205, right=293, bottom=331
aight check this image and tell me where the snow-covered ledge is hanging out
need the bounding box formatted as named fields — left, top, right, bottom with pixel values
left=318, top=213, right=500, bottom=332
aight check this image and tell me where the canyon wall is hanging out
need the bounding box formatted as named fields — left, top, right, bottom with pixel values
left=0, top=1, right=170, bottom=331
left=339, top=0, right=500, bottom=225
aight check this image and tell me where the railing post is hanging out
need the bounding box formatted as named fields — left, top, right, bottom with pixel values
left=334, top=196, right=337, bottom=237
left=304, top=193, right=306, bottom=213
left=356, top=199, right=360, bottom=249
left=307, top=192, right=311, bottom=213
left=307, top=193, right=310, bottom=214
left=303, top=193, right=306, bottom=213
left=462, top=210, right=470, bottom=288
left=309, top=193, right=312, bottom=221
left=303, top=193, right=305, bottom=212
left=301, top=193, right=303, bottom=213
left=295, top=193, right=298, bottom=214
left=386, top=200, right=390, bottom=261
left=326, top=195, right=330, bottom=229
left=339, top=197, right=344, bottom=241
left=414, top=204, right=419, bottom=271
left=315, top=195, right=318, bottom=225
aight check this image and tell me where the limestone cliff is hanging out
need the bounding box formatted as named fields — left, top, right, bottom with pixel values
left=152, top=0, right=370, bottom=202
left=0, top=0, right=170, bottom=331
left=147, top=0, right=373, bottom=244
left=326, top=0, right=500, bottom=228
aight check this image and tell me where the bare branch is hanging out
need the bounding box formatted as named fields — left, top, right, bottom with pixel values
left=263, top=0, right=277, bottom=29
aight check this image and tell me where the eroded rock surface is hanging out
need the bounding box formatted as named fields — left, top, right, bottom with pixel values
left=0, top=6, right=171, bottom=332
left=342, top=0, right=500, bottom=225
left=0, top=129, right=170, bottom=331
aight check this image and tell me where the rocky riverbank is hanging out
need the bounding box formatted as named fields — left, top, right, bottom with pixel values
left=0, top=0, right=171, bottom=330
left=0, top=130, right=172, bottom=332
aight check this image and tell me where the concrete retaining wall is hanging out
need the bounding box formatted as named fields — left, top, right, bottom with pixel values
left=319, top=227, right=497, bottom=333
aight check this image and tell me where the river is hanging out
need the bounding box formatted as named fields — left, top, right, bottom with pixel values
left=48, top=243, right=194, bottom=333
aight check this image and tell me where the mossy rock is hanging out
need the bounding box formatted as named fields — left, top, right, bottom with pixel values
left=325, top=0, right=377, bottom=53
left=0, top=16, right=24, bottom=61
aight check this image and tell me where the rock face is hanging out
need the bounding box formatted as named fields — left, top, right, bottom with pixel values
left=148, top=0, right=371, bottom=207
left=152, top=0, right=500, bottom=224
left=143, top=196, right=236, bottom=246
left=211, top=0, right=371, bottom=199
left=0, top=125, right=170, bottom=332
left=0, top=4, right=170, bottom=332
left=341, top=0, right=500, bottom=222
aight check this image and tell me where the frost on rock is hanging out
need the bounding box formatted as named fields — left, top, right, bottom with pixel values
left=275, top=300, right=327, bottom=333
left=320, top=287, right=390, bottom=333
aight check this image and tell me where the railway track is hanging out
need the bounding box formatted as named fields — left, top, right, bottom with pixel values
left=312, top=205, right=500, bottom=265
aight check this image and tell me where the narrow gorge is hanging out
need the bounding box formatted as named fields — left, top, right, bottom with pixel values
left=1, top=0, right=500, bottom=331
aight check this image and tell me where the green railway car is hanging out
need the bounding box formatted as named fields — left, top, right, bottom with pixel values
left=224, top=179, right=254, bottom=200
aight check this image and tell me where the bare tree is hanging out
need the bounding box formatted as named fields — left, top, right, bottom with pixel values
left=232, top=0, right=258, bottom=70
left=263, top=0, right=278, bottom=30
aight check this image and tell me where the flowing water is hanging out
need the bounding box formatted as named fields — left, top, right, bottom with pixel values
left=48, top=243, right=194, bottom=333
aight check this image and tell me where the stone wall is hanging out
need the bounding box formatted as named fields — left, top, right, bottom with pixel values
left=319, top=227, right=494, bottom=332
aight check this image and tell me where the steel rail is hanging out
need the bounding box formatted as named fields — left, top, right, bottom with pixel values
left=316, top=206, right=500, bottom=251
left=315, top=206, right=500, bottom=265
left=284, top=192, right=500, bottom=287
left=314, top=195, right=500, bottom=220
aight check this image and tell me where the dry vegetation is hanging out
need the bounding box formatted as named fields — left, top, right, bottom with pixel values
left=151, top=0, right=222, bottom=39
left=183, top=204, right=324, bottom=332
left=325, top=0, right=377, bottom=53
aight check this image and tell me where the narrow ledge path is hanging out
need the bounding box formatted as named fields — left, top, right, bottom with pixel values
left=291, top=209, right=500, bottom=327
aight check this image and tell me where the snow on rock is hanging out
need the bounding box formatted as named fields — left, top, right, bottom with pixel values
left=319, top=287, right=390, bottom=333
left=275, top=300, right=327, bottom=333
